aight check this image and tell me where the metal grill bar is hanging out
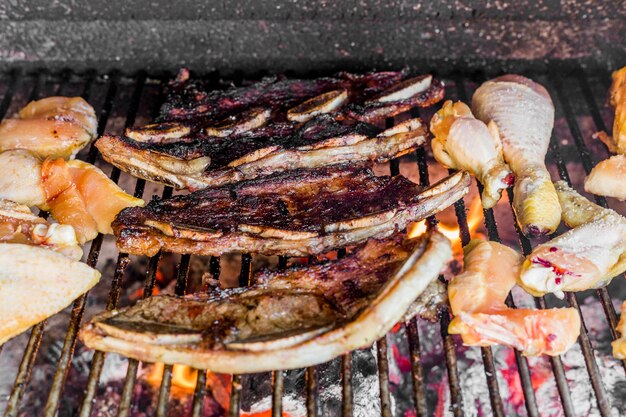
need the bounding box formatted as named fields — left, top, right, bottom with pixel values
left=542, top=71, right=616, bottom=416
left=306, top=366, right=318, bottom=416
left=411, top=106, right=469, bottom=417
left=573, top=70, right=626, bottom=359
left=191, top=370, right=208, bottom=417
left=459, top=75, right=579, bottom=417
left=272, top=370, right=285, bottom=417
left=376, top=336, right=393, bottom=417
left=451, top=77, right=506, bottom=417
left=411, top=105, right=465, bottom=416
left=229, top=367, right=243, bottom=415
left=406, top=320, right=427, bottom=417
left=0, top=68, right=623, bottom=417
left=155, top=254, right=192, bottom=417
left=341, top=353, right=353, bottom=417
left=75, top=73, right=151, bottom=417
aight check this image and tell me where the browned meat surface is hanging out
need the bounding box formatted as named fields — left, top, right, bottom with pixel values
left=96, top=70, right=443, bottom=190
left=159, top=68, right=417, bottom=123
left=112, top=166, right=470, bottom=256
left=80, top=231, right=452, bottom=373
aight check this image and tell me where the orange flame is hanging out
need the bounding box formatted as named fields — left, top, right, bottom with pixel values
left=408, top=198, right=484, bottom=252
left=146, top=363, right=198, bottom=392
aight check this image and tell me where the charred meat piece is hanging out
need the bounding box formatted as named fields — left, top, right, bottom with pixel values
left=112, top=166, right=470, bottom=257
left=159, top=68, right=433, bottom=124
left=96, top=70, right=443, bottom=190
left=80, top=231, right=452, bottom=373
left=97, top=116, right=427, bottom=190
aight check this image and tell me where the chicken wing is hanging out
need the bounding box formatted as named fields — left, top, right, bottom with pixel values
left=430, top=100, right=513, bottom=208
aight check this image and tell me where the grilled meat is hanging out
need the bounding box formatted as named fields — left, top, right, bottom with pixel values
left=80, top=231, right=452, bottom=373
left=159, top=68, right=439, bottom=124
left=96, top=70, right=443, bottom=190
left=112, top=166, right=470, bottom=257
left=0, top=243, right=101, bottom=345
left=98, top=115, right=429, bottom=190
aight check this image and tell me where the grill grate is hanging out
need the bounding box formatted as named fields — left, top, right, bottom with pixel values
left=0, top=67, right=624, bottom=417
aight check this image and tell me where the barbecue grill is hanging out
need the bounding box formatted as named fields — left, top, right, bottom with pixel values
left=1, top=2, right=625, bottom=417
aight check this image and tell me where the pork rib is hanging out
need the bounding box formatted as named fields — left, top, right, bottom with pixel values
left=96, top=70, right=444, bottom=190
left=112, top=167, right=470, bottom=256
left=79, top=231, right=452, bottom=373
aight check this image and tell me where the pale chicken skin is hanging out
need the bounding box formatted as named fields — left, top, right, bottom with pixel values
left=472, top=75, right=561, bottom=236
left=0, top=149, right=143, bottom=244
left=0, top=97, right=97, bottom=159
left=0, top=199, right=82, bottom=260
left=613, top=301, right=626, bottom=359
left=585, top=154, right=626, bottom=200
left=448, top=239, right=580, bottom=356
left=585, top=66, right=626, bottom=200
left=430, top=100, right=513, bottom=208
left=519, top=181, right=626, bottom=298
left=0, top=243, right=100, bottom=345
left=0, top=150, right=47, bottom=206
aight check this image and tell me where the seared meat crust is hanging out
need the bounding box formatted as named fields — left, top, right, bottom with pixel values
left=112, top=167, right=470, bottom=256
left=96, top=70, right=444, bottom=190
left=80, top=231, right=452, bottom=373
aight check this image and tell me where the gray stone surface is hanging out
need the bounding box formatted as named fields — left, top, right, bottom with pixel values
left=0, top=1, right=624, bottom=74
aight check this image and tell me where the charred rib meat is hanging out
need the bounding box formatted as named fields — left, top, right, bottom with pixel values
left=96, top=70, right=443, bottom=189
left=112, top=167, right=470, bottom=257
left=80, top=231, right=452, bottom=373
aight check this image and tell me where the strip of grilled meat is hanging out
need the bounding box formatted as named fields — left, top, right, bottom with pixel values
left=96, top=70, right=443, bottom=190
left=80, top=231, right=451, bottom=373
left=112, top=166, right=470, bottom=257
left=159, top=68, right=437, bottom=123
left=97, top=115, right=427, bottom=189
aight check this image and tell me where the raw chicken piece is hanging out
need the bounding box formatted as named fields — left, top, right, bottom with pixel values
left=448, top=239, right=580, bottom=356
left=613, top=301, right=626, bottom=359
left=519, top=181, right=626, bottom=297
left=585, top=66, right=626, bottom=199
left=430, top=100, right=513, bottom=208
left=41, top=158, right=144, bottom=244
left=0, top=96, right=97, bottom=159
left=0, top=149, right=143, bottom=244
left=472, top=75, right=561, bottom=236
left=0, top=150, right=46, bottom=206
left=0, top=243, right=100, bottom=345
left=0, top=199, right=82, bottom=260
left=585, top=154, right=626, bottom=200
